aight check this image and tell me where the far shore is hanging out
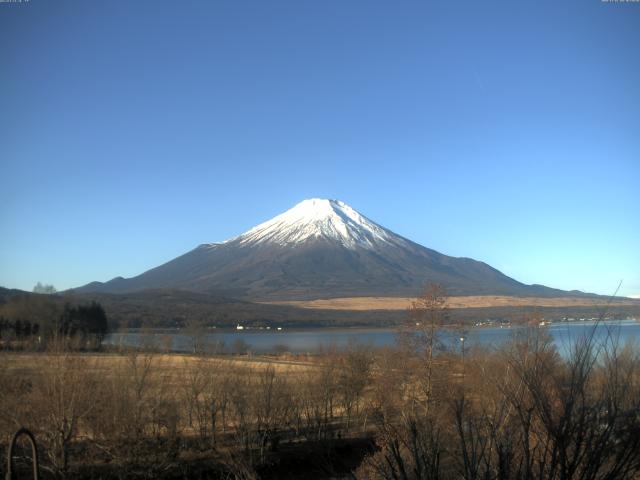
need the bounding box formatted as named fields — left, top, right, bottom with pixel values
left=262, top=295, right=640, bottom=311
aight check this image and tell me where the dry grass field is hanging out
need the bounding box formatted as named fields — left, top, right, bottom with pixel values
left=0, top=351, right=317, bottom=381
left=3, top=328, right=640, bottom=480
left=264, top=295, right=640, bottom=311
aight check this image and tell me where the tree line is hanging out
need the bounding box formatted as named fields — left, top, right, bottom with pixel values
left=0, top=294, right=108, bottom=349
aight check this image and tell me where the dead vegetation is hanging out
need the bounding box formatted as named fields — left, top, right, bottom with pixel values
left=2, top=286, right=640, bottom=479
left=265, top=295, right=640, bottom=311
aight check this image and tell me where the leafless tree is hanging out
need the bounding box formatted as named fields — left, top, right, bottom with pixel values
left=30, top=341, right=96, bottom=473
left=184, top=318, right=208, bottom=354
left=338, top=341, right=374, bottom=431
left=401, top=283, right=448, bottom=413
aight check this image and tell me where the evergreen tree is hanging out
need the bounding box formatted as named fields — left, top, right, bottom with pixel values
left=14, top=319, right=23, bottom=338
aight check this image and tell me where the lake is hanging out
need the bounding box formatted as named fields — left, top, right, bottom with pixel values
left=105, top=319, right=640, bottom=355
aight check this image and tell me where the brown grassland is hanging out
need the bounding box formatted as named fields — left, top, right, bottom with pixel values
left=2, top=287, right=640, bottom=479
left=264, top=295, right=640, bottom=311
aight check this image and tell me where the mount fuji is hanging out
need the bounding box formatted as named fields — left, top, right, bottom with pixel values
left=78, top=199, right=578, bottom=300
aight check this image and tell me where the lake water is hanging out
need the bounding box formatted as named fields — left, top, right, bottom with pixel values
left=105, top=319, right=640, bottom=355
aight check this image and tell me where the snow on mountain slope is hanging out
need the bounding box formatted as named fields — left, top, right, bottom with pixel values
left=76, top=198, right=583, bottom=300
left=220, top=198, right=406, bottom=249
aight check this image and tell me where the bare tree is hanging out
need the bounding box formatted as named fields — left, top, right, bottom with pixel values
left=32, top=341, right=96, bottom=473
left=338, top=341, right=374, bottom=431
left=180, top=357, right=210, bottom=440
left=401, top=283, right=448, bottom=413
left=252, top=365, right=291, bottom=463
left=33, top=282, right=57, bottom=294
left=184, top=318, right=208, bottom=354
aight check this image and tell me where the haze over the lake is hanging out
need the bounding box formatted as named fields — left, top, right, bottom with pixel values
left=1, top=0, right=638, bottom=297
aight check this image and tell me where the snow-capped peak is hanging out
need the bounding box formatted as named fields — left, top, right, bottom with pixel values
left=228, top=198, right=405, bottom=249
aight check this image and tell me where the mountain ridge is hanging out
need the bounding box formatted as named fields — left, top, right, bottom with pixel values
left=77, top=199, right=598, bottom=300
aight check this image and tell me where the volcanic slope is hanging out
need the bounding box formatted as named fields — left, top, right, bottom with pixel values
left=78, top=198, right=585, bottom=300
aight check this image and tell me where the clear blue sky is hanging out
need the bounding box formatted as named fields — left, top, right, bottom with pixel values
left=1, top=0, right=638, bottom=297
